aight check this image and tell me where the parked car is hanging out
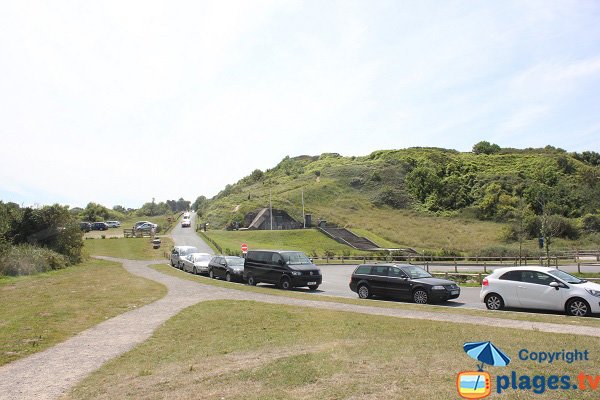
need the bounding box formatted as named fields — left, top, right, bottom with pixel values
left=105, top=220, right=121, bottom=228
left=208, top=256, right=245, bottom=282
left=170, top=246, right=199, bottom=268
left=135, top=222, right=158, bottom=232
left=349, top=264, right=460, bottom=304
left=79, top=222, right=92, bottom=232
left=91, top=222, right=109, bottom=231
left=134, top=221, right=157, bottom=230
left=481, top=266, right=600, bottom=317
left=244, top=250, right=321, bottom=290
left=180, top=253, right=213, bottom=274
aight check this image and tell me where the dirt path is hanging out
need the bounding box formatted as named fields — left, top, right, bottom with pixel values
left=1, top=257, right=598, bottom=400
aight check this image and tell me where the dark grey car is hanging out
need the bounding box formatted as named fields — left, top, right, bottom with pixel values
left=208, top=256, right=245, bottom=282
left=349, top=264, right=460, bottom=304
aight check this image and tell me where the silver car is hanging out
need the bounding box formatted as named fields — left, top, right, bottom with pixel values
left=170, top=246, right=199, bottom=268
left=180, top=253, right=213, bottom=274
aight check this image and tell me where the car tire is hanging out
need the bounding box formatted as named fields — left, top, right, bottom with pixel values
left=566, top=298, right=591, bottom=317
left=308, top=285, right=319, bottom=291
left=357, top=284, right=371, bottom=299
left=171, top=261, right=175, bottom=267
left=413, top=289, right=429, bottom=304
left=226, top=273, right=231, bottom=282
left=247, top=274, right=257, bottom=286
left=484, top=293, right=504, bottom=310
left=193, top=267, right=198, bottom=275
left=209, top=269, right=215, bottom=279
left=279, top=276, right=291, bottom=290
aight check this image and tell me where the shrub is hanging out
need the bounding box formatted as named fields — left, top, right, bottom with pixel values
left=0, top=245, right=68, bottom=276
left=582, top=214, right=600, bottom=233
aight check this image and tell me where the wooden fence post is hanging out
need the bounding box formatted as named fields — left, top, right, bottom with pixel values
left=454, top=257, right=457, bottom=273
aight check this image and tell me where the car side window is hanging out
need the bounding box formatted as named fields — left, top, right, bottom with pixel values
left=522, top=271, right=554, bottom=286
left=499, top=271, right=522, bottom=281
left=371, top=266, right=389, bottom=276
left=389, top=267, right=407, bottom=278
left=271, top=253, right=283, bottom=265
left=355, top=265, right=372, bottom=275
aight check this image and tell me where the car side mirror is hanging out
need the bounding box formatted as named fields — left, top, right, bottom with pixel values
left=549, top=281, right=560, bottom=290
left=278, top=259, right=284, bottom=266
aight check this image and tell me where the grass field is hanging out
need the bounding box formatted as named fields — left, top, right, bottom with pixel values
left=65, top=300, right=600, bottom=400
left=84, top=237, right=174, bottom=260
left=202, top=229, right=370, bottom=256
left=0, top=258, right=166, bottom=366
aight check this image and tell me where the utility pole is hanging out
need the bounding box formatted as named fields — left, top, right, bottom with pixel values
left=269, top=188, right=273, bottom=230
left=302, top=189, right=305, bottom=228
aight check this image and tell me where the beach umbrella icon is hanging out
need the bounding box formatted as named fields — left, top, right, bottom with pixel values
left=463, top=341, right=511, bottom=371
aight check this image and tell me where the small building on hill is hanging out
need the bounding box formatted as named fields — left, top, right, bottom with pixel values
left=244, top=208, right=302, bottom=230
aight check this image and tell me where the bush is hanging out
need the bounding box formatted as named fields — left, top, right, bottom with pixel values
left=0, top=245, right=68, bottom=276
left=582, top=214, right=600, bottom=233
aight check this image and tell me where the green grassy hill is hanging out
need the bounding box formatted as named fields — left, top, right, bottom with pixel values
left=200, top=146, right=600, bottom=255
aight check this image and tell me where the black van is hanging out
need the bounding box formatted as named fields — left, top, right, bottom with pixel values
left=244, top=250, right=322, bottom=290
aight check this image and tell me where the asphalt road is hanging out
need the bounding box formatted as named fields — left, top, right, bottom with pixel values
left=170, top=212, right=214, bottom=254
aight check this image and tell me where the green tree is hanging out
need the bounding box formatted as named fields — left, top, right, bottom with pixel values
left=472, top=141, right=501, bottom=155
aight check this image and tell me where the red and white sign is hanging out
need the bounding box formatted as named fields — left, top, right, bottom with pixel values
left=241, top=243, right=248, bottom=253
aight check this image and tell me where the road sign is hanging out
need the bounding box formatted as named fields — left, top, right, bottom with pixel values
left=241, top=243, right=248, bottom=253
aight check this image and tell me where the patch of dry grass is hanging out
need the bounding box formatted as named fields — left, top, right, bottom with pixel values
left=0, top=259, right=166, bottom=365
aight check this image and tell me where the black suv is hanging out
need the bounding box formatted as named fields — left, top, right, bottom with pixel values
left=91, top=222, right=108, bottom=231
left=349, top=264, right=460, bottom=304
left=244, top=250, right=322, bottom=290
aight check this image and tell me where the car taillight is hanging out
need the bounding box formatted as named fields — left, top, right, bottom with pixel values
left=482, top=278, right=489, bottom=286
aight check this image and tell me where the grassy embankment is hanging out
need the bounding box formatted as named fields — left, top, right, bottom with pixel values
left=65, top=300, right=600, bottom=400
left=0, top=258, right=166, bottom=366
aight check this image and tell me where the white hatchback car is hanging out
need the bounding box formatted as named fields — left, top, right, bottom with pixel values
left=481, top=266, right=600, bottom=317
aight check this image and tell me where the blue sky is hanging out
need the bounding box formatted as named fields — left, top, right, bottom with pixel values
left=1, top=0, right=599, bottom=208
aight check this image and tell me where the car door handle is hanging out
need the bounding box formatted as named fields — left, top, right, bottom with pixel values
left=518, top=286, right=525, bottom=289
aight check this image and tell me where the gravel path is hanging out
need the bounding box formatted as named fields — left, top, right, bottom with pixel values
left=1, top=256, right=599, bottom=400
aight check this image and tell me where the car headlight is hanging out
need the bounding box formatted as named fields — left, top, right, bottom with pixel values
left=291, top=271, right=302, bottom=276
left=431, top=286, right=445, bottom=290
left=585, top=289, right=600, bottom=298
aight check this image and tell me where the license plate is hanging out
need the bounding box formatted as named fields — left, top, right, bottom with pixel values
left=451, top=290, right=459, bottom=295
left=307, top=282, right=317, bottom=285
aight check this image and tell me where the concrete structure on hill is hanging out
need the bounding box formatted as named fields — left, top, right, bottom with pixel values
left=244, top=208, right=302, bottom=230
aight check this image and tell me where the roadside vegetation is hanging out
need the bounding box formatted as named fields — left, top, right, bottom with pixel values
left=84, top=237, right=174, bottom=260
left=0, top=258, right=166, bottom=365
left=65, top=300, right=600, bottom=400
left=196, top=145, right=600, bottom=257
left=0, top=202, right=84, bottom=276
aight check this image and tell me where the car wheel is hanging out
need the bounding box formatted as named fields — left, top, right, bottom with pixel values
left=566, top=298, right=591, bottom=317
left=170, top=261, right=175, bottom=267
left=226, top=273, right=232, bottom=282
left=247, top=274, right=257, bottom=286
left=308, top=285, right=319, bottom=291
left=484, top=293, right=504, bottom=310
left=357, top=284, right=371, bottom=299
left=413, top=289, right=428, bottom=304
left=193, top=267, right=197, bottom=275
left=209, top=269, right=215, bottom=279
left=280, top=276, right=291, bottom=290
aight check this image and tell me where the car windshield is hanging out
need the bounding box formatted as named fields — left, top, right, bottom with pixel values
left=400, top=265, right=432, bottom=279
left=547, top=269, right=584, bottom=284
left=282, top=252, right=311, bottom=265
left=225, top=257, right=244, bottom=266
left=194, top=254, right=212, bottom=262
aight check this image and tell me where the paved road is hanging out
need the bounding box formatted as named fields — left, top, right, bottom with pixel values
left=170, top=212, right=214, bottom=254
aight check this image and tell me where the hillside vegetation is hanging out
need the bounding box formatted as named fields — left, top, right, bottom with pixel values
left=199, top=145, right=600, bottom=254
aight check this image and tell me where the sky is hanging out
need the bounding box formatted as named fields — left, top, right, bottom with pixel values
left=1, top=0, right=599, bottom=209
